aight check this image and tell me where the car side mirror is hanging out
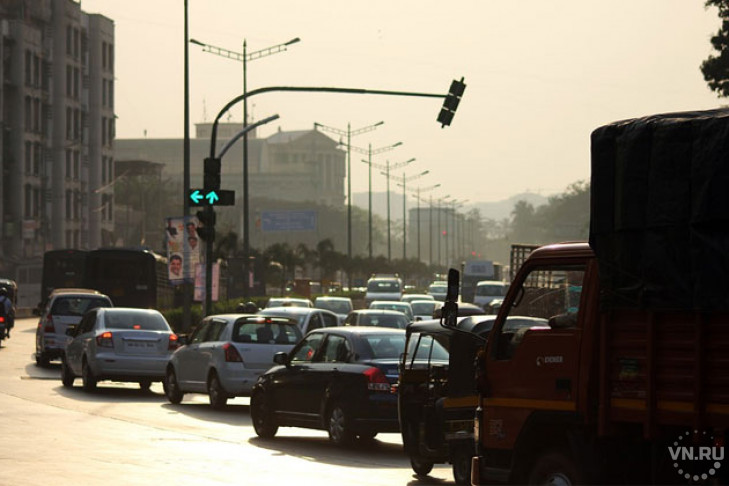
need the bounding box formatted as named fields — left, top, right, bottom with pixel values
left=273, top=352, right=289, bottom=366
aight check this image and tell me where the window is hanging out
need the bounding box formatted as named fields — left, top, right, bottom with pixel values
left=205, top=320, right=227, bottom=342
left=24, top=96, right=31, bottom=131
left=320, top=335, right=350, bottom=362
left=65, top=190, right=72, bottom=219
left=102, top=41, right=107, bottom=69
left=65, top=150, right=71, bottom=179
left=33, top=143, right=41, bottom=176
left=101, top=156, right=106, bottom=183
left=66, top=26, right=73, bottom=56
left=291, top=333, right=324, bottom=363
left=73, top=151, right=79, bottom=180
left=103, top=311, right=169, bottom=331
left=73, top=67, right=79, bottom=99
left=66, top=65, right=72, bottom=96
left=308, top=313, right=323, bottom=331
left=25, top=141, right=31, bottom=174
left=189, top=322, right=209, bottom=345
left=24, top=49, right=31, bottom=85
left=66, top=108, right=72, bottom=139
left=24, top=184, right=31, bottom=218
left=33, top=187, right=39, bottom=217
left=102, top=116, right=106, bottom=145
left=322, top=312, right=338, bottom=328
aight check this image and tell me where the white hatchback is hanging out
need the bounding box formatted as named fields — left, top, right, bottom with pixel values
left=164, top=314, right=303, bottom=409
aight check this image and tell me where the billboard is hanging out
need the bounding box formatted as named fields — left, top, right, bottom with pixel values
left=165, top=215, right=201, bottom=284
left=260, top=210, right=317, bottom=232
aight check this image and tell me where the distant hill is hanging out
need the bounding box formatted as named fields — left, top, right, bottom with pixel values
left=351, top=191, right=549, bottom=221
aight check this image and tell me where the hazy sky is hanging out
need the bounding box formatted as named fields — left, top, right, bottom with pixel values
left=82, top=0, right=723, bottom=203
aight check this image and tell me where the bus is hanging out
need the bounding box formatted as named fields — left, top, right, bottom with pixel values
left=41, top=249, right=88, bottom=305
left=85, top=248, right=174, bottom=309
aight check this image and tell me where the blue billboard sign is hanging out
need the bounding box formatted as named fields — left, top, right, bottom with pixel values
left=260, top=210, right=317, bottom=232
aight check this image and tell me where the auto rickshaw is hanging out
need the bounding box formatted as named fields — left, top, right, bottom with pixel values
left=398, top=269, right=494, bottom=484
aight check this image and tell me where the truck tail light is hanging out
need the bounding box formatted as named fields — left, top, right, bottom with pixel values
left=96, top=331, right=114, bottom=348
left=223, top=342, right=243, bottom=363
left=168, top=334, right=180, bottom=351
left=363, top=367, right=391, bottom=392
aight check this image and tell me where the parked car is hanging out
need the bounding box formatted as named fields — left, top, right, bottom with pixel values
left=258, top=306, right=340, bottom=334
left=411, top=300, right=440, bottom=321
left=61, top=307, right=178, bottom=392
left=343, top=309, right=410, bottom=329
left=314, top=296, right=354, bottom=324
left=250, top=326, right=406, bottom=444
left=472, top=280, right=509, bottom=310
left=164, top=314, right=303, bottom=409
left=364, top=275, right=403, bottom=305
left=36, top=288, right=113, bottom=367
left=427, top=281, right=448, bottom=301
left=265, top=297, right=313, bottom=308
left=368, top=300, right=415, bottom=322
left=401, top=293, right=435, bottom=304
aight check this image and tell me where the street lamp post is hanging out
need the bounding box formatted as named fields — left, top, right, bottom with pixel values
left=190, top=36, right=300, bottom=298
left=379, top=157, right=415, bottom=261
left=356, top=141, right=402, bottom=259
left=397, top=170, right=429, bottom=260
left=409, top=184, right=440, bottom=263
left=437, top=195, right=451, bottom=268
left=314, top=121, right=383, bottom=277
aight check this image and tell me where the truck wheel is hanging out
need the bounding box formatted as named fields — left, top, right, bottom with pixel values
left=528, top=450, right=581, bottom=486
left=410, top=456, right=434, bottom=476
left=451, top=444, right=473, bottom=485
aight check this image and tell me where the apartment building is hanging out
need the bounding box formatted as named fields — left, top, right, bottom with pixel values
left=0, top=0, right=114, bottom=275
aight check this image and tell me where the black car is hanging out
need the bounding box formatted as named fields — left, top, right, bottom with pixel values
left=250, top=326, right=405, bottom=445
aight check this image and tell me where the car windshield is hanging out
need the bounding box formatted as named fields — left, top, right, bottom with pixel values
left=362, top=334, right=407, bottom=359
left=476, top=284, right=508, bottom=296
left=103, top=311, right=170, bottom=331
left=405, top=332, right=450, bottom=364
left=259, top=309, right=307, bottom=327
left=429, top=285, right=447, bottom=294
left=233, top=320, right=302, bottom=344
left=51, top=296, right=111, bottom=316
left=367, top=281, right=400, bottom=292
left=360, top=314, right=408, bottom=329
left=412, top=301, right=437, bottom=315
left=316, top=300, right=352, bottom=314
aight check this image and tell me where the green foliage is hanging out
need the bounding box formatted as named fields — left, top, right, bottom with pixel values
left=702, top=1, right=729, bottom=97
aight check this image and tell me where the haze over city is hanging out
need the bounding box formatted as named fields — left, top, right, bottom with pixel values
left=80, top=0, right=723, bottom=204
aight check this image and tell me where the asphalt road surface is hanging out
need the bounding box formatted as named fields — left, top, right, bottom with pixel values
left=0, top=316, right=455, bottom=486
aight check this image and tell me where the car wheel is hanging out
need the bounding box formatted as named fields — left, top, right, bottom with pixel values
left=163, top=367, right=184, bottom=404
left=207, top=372, right=228, bottom=410
left=36, top=350, right=50, bottom=368
left=327, top=403, right=355, bottom=445
left=527, top=449, right=581, bottom=486
left=61, top=358, right=74, bottom=388
left=451, top=444, right=473, bottom=485
left=410, top=456, right=434, bottom=476
left=139, top=380, right=152, bottom=392
left=81, top=358, right=97, bottom=392
left=251, top=391, right=278, bottom=438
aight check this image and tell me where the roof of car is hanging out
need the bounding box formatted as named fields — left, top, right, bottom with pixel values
left=407, top=315, right=497, bottom=337
left=204, top=313, right=300, bottom=325
left=49, top=288, right=105, bottom=296
left=259, top=306, right=335, bottom=316
left=310, top=326, right=405, bottom=336
left=314, top=296, right=352, bottom=302
left=351, top=309, right=407, bottom=315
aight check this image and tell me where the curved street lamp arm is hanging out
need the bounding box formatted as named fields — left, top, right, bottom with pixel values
left=216, top=114, right=280, bottom=159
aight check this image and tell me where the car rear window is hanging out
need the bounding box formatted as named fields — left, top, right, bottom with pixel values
left=361, top=314, right=408, bottom=329
left=362, top=334, right=406, bottom=359
left=316, top=300, right=352, bottom=314
left=233, top=321, right=302, bottom=344
left=51, top=296, right=112, bottom=316
left=412, top=302, right=437, bottom=315
left=103, top=311, right=170, bottom=331
left=367, top=280, right=400, bottom=292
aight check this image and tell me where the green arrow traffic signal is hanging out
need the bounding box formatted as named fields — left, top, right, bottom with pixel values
left=205, top=191, right=219, bottom=204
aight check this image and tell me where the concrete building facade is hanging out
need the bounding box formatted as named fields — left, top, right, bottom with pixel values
left=0, top=0, right=115, bottom=266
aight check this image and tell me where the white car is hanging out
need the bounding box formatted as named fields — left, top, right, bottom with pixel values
left=411, top=300, right=439, bottom=321
left=257, top=306, right=340, bottom=334
left=365, top=276, right=403, bottom=305
left=401, top=294, right=435, bottom=304
left=164, top=314, right=302, bottom=409
left=265, top=297, right=313, bottom=308
left=62, top=307, right=177, bottom=392
left=314, top=296, right=354, bottom=324
left=473, top=280, right=509, bottom=310
left=427, top=281, right=448, bottom=301
left=368, top=300, right=415, bottom=322
left=35, top=288, right=113, bottom=367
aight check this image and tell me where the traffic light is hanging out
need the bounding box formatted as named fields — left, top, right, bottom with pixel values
left=196, top=209, right=216, bottom=242
left=437, top=77, right=466, bottom=127
left=203, top=157, right=221, bottom=192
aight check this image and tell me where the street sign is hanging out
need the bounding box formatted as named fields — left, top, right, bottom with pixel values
left=189, top=189, right=235, bottom=206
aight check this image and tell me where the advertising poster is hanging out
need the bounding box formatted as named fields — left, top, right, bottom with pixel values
left=194, top=262, right=219, bottom=301
left=165, top=215, right=201, bottom=284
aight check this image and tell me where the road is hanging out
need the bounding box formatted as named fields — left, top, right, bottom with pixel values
left=0, top=316, right=455, bottom=486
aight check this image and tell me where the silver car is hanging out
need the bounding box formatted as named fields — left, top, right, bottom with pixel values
left=36, top=288, right=113, bottom=367
left=61, top=307, right=178, bottom=392
left=164, top=314, right=303, bottom=409
left=313, top=296, right=353, bottom=324
left=368, top=300, right=415, bottom=322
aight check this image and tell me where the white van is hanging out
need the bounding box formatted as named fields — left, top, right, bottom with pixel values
left=473, top=280, right=509, bottom=310
left=365, top=276, right=402, bottom=305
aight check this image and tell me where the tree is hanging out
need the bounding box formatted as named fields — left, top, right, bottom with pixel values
left=702, top=1, right=729, bottom=97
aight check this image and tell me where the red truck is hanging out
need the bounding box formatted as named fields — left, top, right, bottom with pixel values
left=462, top=109, right=729, bottom=485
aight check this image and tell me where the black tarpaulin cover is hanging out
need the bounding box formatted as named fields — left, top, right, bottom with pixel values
left=589, top=108, right=729, bottom=310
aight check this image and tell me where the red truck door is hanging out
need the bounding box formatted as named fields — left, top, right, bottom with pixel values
left=482, top=254, right=594, bottom=452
